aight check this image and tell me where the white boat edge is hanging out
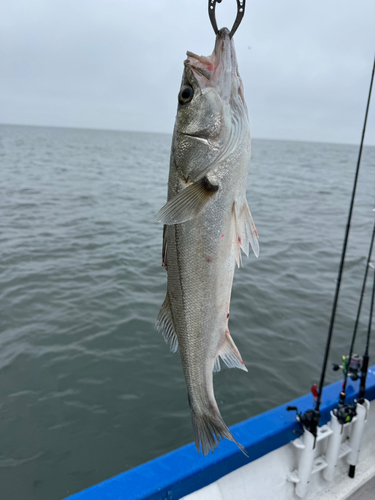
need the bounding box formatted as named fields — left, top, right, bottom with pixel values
left=182, top=399, right=375, bottom=500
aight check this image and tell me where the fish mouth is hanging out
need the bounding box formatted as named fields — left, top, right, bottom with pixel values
left=189, top=65, right=212, bottom=81
left=213, top=27, right=231, bottom=56
left=213, top=28, right=237, bottom=86
left=186, top=28, right=233, bottom=77
left=185, top=27, right=238, bottom=101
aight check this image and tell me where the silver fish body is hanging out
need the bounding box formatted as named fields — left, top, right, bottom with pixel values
left=156, top=28, right=259, bottom=455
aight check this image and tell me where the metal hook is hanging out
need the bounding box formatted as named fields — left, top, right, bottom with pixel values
left=208, top=0, right=246, bottom=39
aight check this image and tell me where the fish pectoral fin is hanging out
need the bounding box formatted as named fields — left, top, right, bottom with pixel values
left=233, top=200, right=259, bottom=267
left=155, top=293, right=178, bottom=353
left=219, top=330, right=248, bottom=372
left=156, top=177, right=219, bottom=225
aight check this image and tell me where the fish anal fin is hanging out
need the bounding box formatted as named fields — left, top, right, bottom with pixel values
left=213, top=356, right=221, bottom=372
left=233, top=200, right=259, bottom=265
left=156, top=177, right=219, bottom=225
left=155, top=293, right=178, bottom=353
left=219, top=330, right=248, bottom=372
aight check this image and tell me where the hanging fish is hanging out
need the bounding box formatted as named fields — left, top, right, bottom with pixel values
left=156, top=27, right=258, bottom=456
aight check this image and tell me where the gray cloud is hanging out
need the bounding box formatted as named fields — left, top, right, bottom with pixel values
left=1, top=0, right=374, bottom=145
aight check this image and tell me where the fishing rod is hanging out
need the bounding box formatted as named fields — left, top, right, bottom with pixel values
left=330, top=234, right=375, bottom=479
left=331, top=220, right=375, bottom=425
left=315, top=55, right=375, bottom=416
left=287, top=55, right=375, bottom=438
left=358, top=251, right=375, bottom=404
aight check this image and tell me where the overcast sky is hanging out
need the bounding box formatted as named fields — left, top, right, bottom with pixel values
left=1, top=0, right=374, bottom=145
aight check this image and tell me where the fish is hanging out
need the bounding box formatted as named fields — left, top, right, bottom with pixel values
left=156, top=28, right=259, bottom=456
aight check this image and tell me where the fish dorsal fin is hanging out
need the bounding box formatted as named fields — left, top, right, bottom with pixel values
left=156, top=177, right=219, bottom=225
left=155, top=293, right=178, bottom=353
left=233, top=200, right=259, bottom=267
left=219, top=330, right=248, bottom=371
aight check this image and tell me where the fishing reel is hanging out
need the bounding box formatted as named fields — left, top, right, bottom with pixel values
left=331, top=355, right=361, bottom=425
left=332, top=353, right=363, bottom=381
left=287, top=385, right=320, bottom=437
left=333, top=399, right=357, bottom=425
left=286, top=407, right=321, bottom=437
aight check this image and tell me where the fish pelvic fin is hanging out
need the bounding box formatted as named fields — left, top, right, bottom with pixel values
left=189, top=397, right=248, bottom=457
left=219, top=330, right=248, bottom=372
left=156, top=177, right=219, bottom=225
left=155, top=292, right=178, bottom=353
left=233, top=200, right=259, bottom=266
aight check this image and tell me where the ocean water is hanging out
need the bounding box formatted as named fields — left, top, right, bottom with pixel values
left=0, top=124, right=375, bottom=499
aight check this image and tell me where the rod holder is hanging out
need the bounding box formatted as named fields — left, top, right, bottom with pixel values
left=294, top=428, right=316, bottom=498
left=323, top=411, right=342, bottom=481
left=347, top=399, right=370, bottom=477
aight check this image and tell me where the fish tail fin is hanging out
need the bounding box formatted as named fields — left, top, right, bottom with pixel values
left=188, top=397, right=247, bottom=457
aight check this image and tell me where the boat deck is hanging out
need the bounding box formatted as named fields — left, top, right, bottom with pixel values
left=347, top=475, right=375, bottom=500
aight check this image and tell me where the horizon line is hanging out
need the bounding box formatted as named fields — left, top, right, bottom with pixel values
left=1, top=122, right=374, bottom=148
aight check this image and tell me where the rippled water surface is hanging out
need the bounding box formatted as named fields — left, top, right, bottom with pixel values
left=0, top=124, right=375, bottom=499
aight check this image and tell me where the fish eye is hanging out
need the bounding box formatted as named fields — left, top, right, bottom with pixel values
left=178, top=85, right=194, bottom=105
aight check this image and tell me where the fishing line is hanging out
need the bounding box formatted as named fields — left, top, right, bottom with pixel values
left=315, top=55, right=375, bottom=415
